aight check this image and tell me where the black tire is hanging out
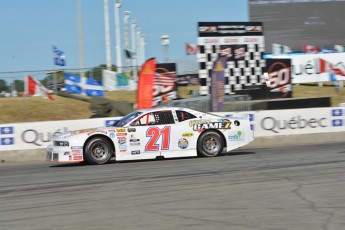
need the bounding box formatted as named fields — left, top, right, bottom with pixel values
left=84, top=137, right=113, bottom=165
left=197, top=130, right=224, bottom=157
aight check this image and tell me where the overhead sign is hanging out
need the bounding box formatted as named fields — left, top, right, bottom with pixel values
left=198, top=22, right=263, bottom=37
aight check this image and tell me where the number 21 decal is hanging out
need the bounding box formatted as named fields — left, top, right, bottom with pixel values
left=145, top=126, right=171, bottom=151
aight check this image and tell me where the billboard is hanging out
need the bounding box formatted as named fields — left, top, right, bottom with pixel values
left=153, top=63, right=177, bottom=106
left=197, top=22, right=265, bottom=95
left=271, top=53, right=345, bottom=83
left=250, top=0, right=345, bottom=52
left=265, top=58, right=292, bottom=98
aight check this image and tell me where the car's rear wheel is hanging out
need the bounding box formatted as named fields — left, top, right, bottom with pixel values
left=84, top=137, right=113, bottom=165
left=197, top=130, right=224, bottom=157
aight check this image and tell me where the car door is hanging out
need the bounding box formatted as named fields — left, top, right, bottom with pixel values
left=126, top=110, right=176, bottom=159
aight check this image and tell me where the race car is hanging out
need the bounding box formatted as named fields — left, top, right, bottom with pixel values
left=47, top=107, right=254, bottom=164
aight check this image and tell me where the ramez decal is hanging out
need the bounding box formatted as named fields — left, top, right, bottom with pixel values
left=189, top=120, right=231, bottom=131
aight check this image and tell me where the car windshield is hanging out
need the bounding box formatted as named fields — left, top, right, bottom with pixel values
left=113, top=111, right=143, bottom=127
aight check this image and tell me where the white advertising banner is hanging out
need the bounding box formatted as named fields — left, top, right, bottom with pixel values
left=272, top=53, right=345, bottom=83
left=218, top=107, right=345, bottom=137
left=1, top=107, right=344, bottom=151
left=0, top=117, right=120, bottom=151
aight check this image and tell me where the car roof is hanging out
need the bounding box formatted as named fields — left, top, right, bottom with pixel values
left=137, top=107, right=196, bottom=114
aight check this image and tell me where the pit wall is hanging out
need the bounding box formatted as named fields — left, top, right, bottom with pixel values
left=1, top=107, right=344, bottom=162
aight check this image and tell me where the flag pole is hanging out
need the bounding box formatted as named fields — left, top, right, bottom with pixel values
left=77, top=0, right=86, bottom=78
left=115, top=0, right=122, bottom=73
left=104, top=0, right=112, bottom=70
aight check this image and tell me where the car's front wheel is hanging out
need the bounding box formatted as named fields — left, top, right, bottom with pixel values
left=84, top=137, right=113, bottom=165
left=197, top=130, right=224, bottom=157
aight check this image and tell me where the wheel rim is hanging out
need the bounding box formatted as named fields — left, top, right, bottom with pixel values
left=202, top=134, right=221, bottom=155
left=90, top=141, right=109, bottom=161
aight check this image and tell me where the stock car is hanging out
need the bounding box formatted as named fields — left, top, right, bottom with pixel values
left=47, top=107, right=254, bottom=165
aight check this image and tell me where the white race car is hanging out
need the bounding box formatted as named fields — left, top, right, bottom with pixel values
left=47, top=107, right=254, bottom=164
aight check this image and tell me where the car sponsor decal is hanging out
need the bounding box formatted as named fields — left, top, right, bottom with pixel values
left=116, top=133, right=127, bottom=136
left=182, top=132, right=194, bottom=137
left=71, top=129, right=96, bottom=135
left=178, top=138, right=189, bottom=149
left=131, top=150, right=140, bottom=155
left=87, top=130, right=107, bottom=136
left=228, top=131, right=244, bottom=141
left=116, top=128, right=126, bottom=133
left=118, top=139, right=126, bottom=145
left=189, top=119, right=231, bottom=131
left=73, top=155, right=83, bottom=161
left=71, top=146, right=83, bottom=149
left=127, top=128, right=136, bottom=132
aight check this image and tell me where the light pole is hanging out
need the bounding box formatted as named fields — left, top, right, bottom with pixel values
left=104, top=0, right=112, bottom=70
left=140, top=34, right=146, bottom=66
left=131, top=20, right=137, bottom=78
left=136, top=28, right=142, bottom=66
left=77, top=0, right=85, bottom=78
left=161, top=35, right=170, bottom=63
left=114, top=0, right=122, bottom=73
left=124, top=11, right=131, bottom=77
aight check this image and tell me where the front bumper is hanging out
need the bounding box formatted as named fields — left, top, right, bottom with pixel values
left=46, top=144, right=84, bottom=163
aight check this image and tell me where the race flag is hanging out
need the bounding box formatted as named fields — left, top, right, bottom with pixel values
left=124, top=48, right=136, bottom=59
left=186, top=43, right=198, bottom=55
left=154, top=70, right=176, bottom=86
left=102, top=70, right=132, bottom=91
left=137, top=58, right=155, bottom=110
left=53, top=46, right=66, bottom=66
left=318, top=58, right=345, bottom=81
left=303, top=44, right=320, bottom=54
left=321, top=47, right=337, bottom=53
left=25, top=75, right=54, bottom=100
left=65, top=74, right=104, bottom=97
left=102, top=69, right=116, bottom=91
left=272, top=43, right=292, bottom=55
left=334, top=45, right=345, bottom=52
left=210, top=56, right=226, bottom=112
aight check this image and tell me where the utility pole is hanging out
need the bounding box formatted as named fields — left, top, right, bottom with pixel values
left=104, top=0, right=112, bottom=70
left=77, top=0, right=85, bottom=78
left=114, top=0, right=122, bottom=73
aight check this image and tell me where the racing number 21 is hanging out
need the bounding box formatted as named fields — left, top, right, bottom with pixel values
left=145, top=126, right=171, bottom=151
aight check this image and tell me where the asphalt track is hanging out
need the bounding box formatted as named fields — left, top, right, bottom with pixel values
left=1, top=143, right=345, bottom=230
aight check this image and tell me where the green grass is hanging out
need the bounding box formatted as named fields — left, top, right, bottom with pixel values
left=0, top=85, right=344, bottom=124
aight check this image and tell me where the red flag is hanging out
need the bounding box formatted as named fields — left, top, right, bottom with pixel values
left=319, top=58, right=345, bottom=76
left=137, top=58, right=155, bottom=109
left=154, top=69, right=176, bottom=86
left=25, top=75, right=54, bottom=100
left=185, top=43, right=198, bottom=55
left=303, top=44, right=320, bottom=54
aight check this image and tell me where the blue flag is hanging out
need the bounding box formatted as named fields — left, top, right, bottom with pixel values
left=329, top=72, right=337, bottom=82
left=53, top=46, right=66, bottom=66
left=65, top=73, right=104, bottom=97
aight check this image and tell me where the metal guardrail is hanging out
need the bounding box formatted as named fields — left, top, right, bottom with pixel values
left=160, top=94, right=252, bottom=112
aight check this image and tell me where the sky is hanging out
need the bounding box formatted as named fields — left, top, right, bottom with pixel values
left=0, top=0, right=248, bottom=81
